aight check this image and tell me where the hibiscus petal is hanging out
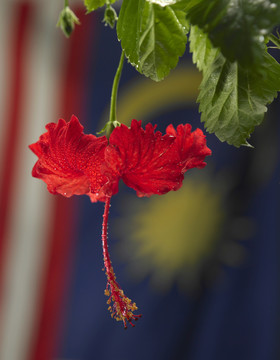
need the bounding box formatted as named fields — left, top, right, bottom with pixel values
left=166, top=123, right=212, bottom=171
left=29, top=115, right=117, bottom=201
left=106, top=120, right=211, bottom=197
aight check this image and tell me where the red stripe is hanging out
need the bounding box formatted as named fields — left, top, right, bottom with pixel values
left=29, top=9, right=97, bottom=360
left=0, top=3, right=33, bottom=298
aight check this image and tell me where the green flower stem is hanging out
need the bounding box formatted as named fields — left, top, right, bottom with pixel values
left=64, top=0, right=69, bottom=7
left=106, top=50, right=125, bottom=138
left=268, top=33, right=280, bottom=49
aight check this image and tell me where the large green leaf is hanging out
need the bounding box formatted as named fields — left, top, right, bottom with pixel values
left=84, top=0, right=117, bottom=12
left=189, top=25, right=219, bottom=72
left=177, top=0, right=280, bottom=67
left=190, top=26, right=280, bottom=146
left=117, top=0, right=188, bottom=81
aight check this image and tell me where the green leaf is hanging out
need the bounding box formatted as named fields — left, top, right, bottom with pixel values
left=117, top=0, right=188, bottom=81
left=189, top=25, right=219, bottom=72
left=84, top=0, right=117, bottom=13
left=190, top=27, right=280, bottom=146
left=177, top=0, right=280, bottom=67
left=198, top=54, right=280, bottom=146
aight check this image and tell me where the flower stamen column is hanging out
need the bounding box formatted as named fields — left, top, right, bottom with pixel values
left=102, top=196, right=142, bottom=328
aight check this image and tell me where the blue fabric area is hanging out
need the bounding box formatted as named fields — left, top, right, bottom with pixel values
left=59, top=11, right=280, bottom=360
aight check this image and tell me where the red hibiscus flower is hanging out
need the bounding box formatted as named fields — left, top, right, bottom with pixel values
left=29, top=115, right=211, bottom=328
left=29, top=117, right=119, bottom=202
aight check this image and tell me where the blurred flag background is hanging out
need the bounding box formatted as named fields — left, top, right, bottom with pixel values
left=0, top=1, right=279, bottom=360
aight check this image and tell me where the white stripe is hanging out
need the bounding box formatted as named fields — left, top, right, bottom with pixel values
left=0, top=2, right=67, bottom=360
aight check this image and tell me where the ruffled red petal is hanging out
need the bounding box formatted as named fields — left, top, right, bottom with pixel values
left=166, top=123, right=212, bottom=171
left=29, top=115, right=118, bottom=201
left=106, top=120, right=211, bottom=197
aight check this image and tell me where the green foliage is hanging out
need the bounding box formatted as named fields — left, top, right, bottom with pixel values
left=82, top=0, right=280, bottom=147
left=176, top=0, right=280, bottom=67
left=189, top=25, right=219, bottom=72
left=84, top=0, right=118, bottom=13
left=117, top=0, right=188, bottom=81
left=190, top=26, right=280, bottom=146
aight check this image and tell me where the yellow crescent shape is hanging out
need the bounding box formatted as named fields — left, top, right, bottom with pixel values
left=99, top=66, right=201, bottom=127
